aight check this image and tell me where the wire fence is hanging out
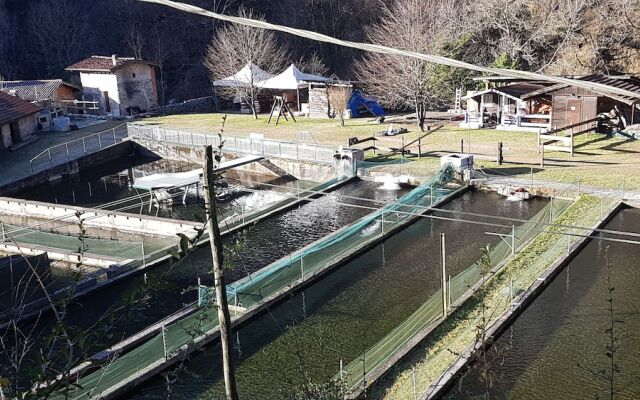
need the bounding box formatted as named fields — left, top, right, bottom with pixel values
left=127, top=124, right=337, bottom=164
left=29, top=124, right=129, bottom=173
left=46, top=166, right=456, bottom=400
left=354, top=191, right=623, bottom=400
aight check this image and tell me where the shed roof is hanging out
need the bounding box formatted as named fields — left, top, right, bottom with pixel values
left=462, top=82, right=548, bottom=101
left=0, top=91, right=41, bottom=125
left=521, top=74, right=640, bottom=105
left=66, top=55, right=157, bottom=73
left=0, top=80, right=80, bottom=102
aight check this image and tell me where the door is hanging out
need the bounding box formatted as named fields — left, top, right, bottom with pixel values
left=566, top=98, right=581, bottom=133
left=9, top=122, right=20, bottom=145
left=103, top=91, right=111, bottom=112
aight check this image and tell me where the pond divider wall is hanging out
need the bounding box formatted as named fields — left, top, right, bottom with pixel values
left=423, top=199, right=625, bottom=400
left=340, top=195, right=569, bottom=396
left=0, top=177, right=352, bottom=329
left=47, top=168, right=464, bottom=400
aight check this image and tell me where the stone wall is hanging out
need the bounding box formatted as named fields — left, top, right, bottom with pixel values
left=160, top=96, right=216, bottom=115
left=116, top=64, right=158, bottom=114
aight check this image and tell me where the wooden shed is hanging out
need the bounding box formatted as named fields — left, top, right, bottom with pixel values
left=522, top=74, right=640, bottom=131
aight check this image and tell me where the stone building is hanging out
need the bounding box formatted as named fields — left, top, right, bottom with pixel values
left=0, top=91, right=40, bottom=150
left=66, top=55, right=158, bottom=117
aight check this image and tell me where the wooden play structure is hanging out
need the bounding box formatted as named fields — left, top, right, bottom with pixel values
left=348, top=127, right=441, bottom=159
left=538, top=117, right=600, bottom=165
left=267, top=96, right=296, bottom=125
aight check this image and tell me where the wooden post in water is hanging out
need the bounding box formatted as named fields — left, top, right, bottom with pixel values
left=204, top=145, right=239, bottom=400
left=441, top=233, right=448, bottom=316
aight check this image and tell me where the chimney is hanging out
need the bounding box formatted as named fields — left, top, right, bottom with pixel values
left=112, top=54, right=117, bottom=66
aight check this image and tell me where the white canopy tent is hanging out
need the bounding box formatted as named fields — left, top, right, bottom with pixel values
left=259, top=64, right=332, bottom=90
left=212, top=63, right=274, bottom=88
left=258, top=64, right=333, bottom=112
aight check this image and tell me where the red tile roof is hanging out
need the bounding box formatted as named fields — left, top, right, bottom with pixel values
left=0, top=91, right=41, bottom=125
left=66, top=55, right=157, bottom=72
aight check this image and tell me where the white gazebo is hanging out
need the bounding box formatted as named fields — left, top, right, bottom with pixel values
left=259, top=64, right=333, bottom=111
left=212, top=63, right=274, bottom=88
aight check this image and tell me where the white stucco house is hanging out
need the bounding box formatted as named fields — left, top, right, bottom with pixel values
left=66, top=55, right=159, bottom=117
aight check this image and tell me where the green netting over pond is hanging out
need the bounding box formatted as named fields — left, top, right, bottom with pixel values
left=1, top=223, right=166, bottom=260
left=49, top=166, right=455, bottom=400
left=200, top=165, right=455, bottom=309
left=338, top=197, right=573, bottom=392
left=217, top=176, right=348, bottom=233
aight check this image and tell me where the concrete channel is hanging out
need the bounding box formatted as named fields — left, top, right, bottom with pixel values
left=46, top=177, right=467, bottom=399
left=422, top=200, right=625, bottom=400
left=0, top=176, right=353, bottom=328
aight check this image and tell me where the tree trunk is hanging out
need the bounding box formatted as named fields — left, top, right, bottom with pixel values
left=417, top=103, right=426, bottom=132
left=203, top=146, right=239, bottom=400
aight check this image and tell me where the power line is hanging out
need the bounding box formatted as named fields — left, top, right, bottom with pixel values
left=226, top=177, right=640, bottom=241
left=139, top=0, right=640, bottom=100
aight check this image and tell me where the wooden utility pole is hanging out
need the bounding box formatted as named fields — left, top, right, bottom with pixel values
left=203, top=145, right=239, bottom=400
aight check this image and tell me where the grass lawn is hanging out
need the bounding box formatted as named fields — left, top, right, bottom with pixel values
left=140, top=113, right=640, bottom=192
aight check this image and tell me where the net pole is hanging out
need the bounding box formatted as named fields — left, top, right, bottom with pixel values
left=441, top=233, right=448, bottom=316
left=448, top=274, right=451, bottom=310
left=141, top=241, right=146, bottom=268
left=161, top=324, right=167, bottom=360
left=511, top=225, right=515, bottom=255
left=340, top=359, right=344, bottom=381
left=412, top=366, right=417, bottom=400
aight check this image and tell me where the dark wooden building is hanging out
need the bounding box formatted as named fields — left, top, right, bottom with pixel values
left=522, top=74, right=640, bottom=130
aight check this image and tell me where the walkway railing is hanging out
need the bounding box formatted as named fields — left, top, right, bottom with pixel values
left=29, top=124, right=129, bottom=173
left=128, top=124, right=337, bottom=164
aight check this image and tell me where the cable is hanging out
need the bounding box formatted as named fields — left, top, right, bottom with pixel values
left=226, top=176, right=640, bottom=241
left=139, top=0, right=640, bottom=100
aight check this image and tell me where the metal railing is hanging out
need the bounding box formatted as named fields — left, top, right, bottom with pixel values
left=127, top=124, right=337, bottom=164
left=29, top=124, right=129, bottom=173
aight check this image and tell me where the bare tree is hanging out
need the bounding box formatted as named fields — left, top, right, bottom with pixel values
left=28, top=0, right=88, bottom=74
left=328, top=85, right=352, bottom=126
left=203, top=8, right=289, bottom=119
left=122, top=17, right=146, bottom=60
left=357, top=0, right=466, bottom=131
left=298, top=52, right=330, bottom=77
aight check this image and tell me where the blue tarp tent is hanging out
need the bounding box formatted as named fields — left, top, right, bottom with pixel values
left=348, top=90, right=385, bottom=118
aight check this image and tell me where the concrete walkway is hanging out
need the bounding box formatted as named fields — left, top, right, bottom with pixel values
left=0, top=121, right=127, bottom=189
left=473, top=173, right=640, bottom=203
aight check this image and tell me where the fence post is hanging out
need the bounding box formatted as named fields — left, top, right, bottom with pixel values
left=412, top=366, right=417, bottom=400
left=141, top=241, right=146, bottom=268
left=161, top=324, right=168, bottom=359
left=65, top=143, right=70, bottom=160
left=497, top=142, right=503, bottom=165
left=441, top=233, right=448, bottom=316
left=511, top=225, right=515, bottom=255
left=98, top=132, right=102, bottom=148
left=340, top=359, right=344, bottom=381
left=112, top=128, right=116, bottom=143
left=1, top=221, right=5, bottom=243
